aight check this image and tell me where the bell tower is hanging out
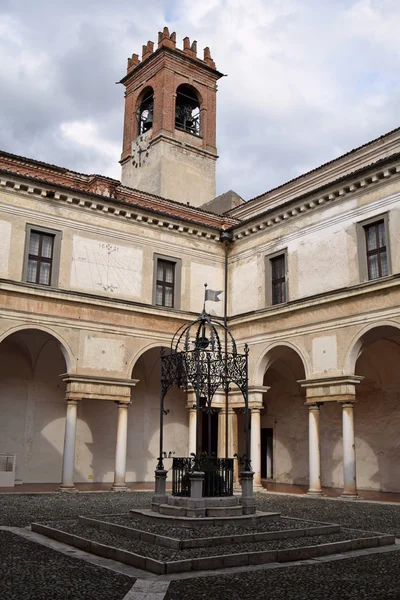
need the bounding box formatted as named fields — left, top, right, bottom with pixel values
left=119, top=27, right=223, bottom=208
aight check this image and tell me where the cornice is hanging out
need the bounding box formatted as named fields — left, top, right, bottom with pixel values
left=0, top=172, right=226, bottom=241
left=229, top=155, right=400, bottom=241
left=229, top=127, right=400, bottom=220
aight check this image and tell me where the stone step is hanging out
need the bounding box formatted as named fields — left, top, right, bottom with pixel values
left=31, top=521, right=396, bottom=576
left=206, top=505, right=243, bottom=517
left=167, top=495, right=240, bottom=508
left=130, top=508, right=281, bottom=528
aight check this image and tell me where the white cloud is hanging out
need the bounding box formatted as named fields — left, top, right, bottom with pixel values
left=1, top=0, right=399, bottom=199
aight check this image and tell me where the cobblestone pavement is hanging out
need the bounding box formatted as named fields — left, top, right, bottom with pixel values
left=0, top=491, right=400, bottom=599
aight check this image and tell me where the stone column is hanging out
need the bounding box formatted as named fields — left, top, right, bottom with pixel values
left=307, top=403, right=323, bottom=495
left=188, top=407, right=196, bottom=456
left=218, top=407, right=239, bottom=483
left=250, top=407, right=262, bottom=487
left=112, top=401, right=130, bottom=491
left=59, top=399, right=79, bottom=491
left=341, top=402, right=358, bottom=498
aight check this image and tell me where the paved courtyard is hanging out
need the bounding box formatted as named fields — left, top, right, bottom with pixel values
left=0, top=491, right=399, bottom=599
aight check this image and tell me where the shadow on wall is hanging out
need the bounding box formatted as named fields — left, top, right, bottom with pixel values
left=127, top=346, right=188, bottom=483
left=0, top=330, right=67, bottom=483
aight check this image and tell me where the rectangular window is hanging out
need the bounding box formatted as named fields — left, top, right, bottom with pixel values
left=364, top=220, right=388, bottom=280
left=271, top=254, right=286, bottom=304
left=265, top=249, right=288, bottom=306
left=156, top=259, right=175, bottom=307
left=23, top=225, right=62, bottom=287
left=153, top=254, right=182, bottom=309
left=27, top=231, right=54, bottom=285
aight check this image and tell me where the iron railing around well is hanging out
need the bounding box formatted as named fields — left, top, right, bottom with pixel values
left=172, top=455, right=234, bottom=497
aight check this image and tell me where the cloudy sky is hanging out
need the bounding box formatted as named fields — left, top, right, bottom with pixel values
left=1, top=0, right=399, bottom=200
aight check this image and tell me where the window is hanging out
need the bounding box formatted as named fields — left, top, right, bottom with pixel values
left=357, top=214, right=391, bottom=282
left=152, top=254, right=182, bottom=309
left=175, top=84, right=200, bottom=136
left=23, top=225, right=62, bottom=287
left=364, top=220, right=388, bottom=280
left=265, top=250, right=288, bottom=306
left=156, top=259, right=175, bottom=307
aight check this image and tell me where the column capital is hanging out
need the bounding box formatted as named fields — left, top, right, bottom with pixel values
left=307, top=402, right=322, bottom=410
left=299, top=375, right=363, bottom=404
left=115, top=400, right=131, bottom=407
left=340, top=400, right=356, bottom=407
left=66, top=398, right=80, bottom=406
left=61, top=373, right=138, bottom=402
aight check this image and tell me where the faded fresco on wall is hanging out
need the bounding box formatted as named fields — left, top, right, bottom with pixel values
left=70, top=236, right=142, bottom=297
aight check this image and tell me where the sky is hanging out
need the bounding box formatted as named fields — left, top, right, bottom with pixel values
left=1, top=0, right=400, bottom=200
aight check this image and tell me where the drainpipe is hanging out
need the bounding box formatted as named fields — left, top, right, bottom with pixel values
left=220, top=230, right=233, bottom=458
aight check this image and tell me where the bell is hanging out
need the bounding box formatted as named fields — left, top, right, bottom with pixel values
left=142, top=110, right=153, bottom=132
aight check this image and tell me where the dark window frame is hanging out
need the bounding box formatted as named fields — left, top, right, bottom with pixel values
left=265, top=249, right=288, bottom=306
left=356, top=213, right=391, bottom=282
left=364, top=220, right=388, bottom=280
left=22, top=224, right=62, bottom=287
left=152, top=254, right=182, bottom=309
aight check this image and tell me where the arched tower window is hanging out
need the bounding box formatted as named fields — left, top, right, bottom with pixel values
left=136, top=87, right=154, bottom=136
left=175, top=84, right=200, bottom=136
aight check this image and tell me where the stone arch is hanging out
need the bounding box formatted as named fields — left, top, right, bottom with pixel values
left=344, top=320, right=400, bottom=374
left=344, top=321, right=400, bottom=492
left=0, top=326, right=72, bottom=483
left=252, top=340, right=310, bottom=386
left=0, top=324, right=75, bottom=373
left=126, top=340, right=168, bottom=379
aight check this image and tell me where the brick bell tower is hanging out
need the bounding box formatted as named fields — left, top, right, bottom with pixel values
left=119, top=27, right=223, bottom=208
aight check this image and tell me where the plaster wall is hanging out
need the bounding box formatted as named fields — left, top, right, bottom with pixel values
left=260, top=371, right=308, bottom=485
left=121, top=137, right=216, bottom=208
left=0, top=186, right=224, bottom=312
left=0, top=335, right=66, bottom=483
left=229, top=188, right=400, bottom=316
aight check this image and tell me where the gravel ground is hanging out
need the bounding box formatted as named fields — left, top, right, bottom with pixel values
left=165, top=551, right=400, bottom=600
left=1, top=491, right=400, bottom=600
left=100, top=514, right=320, bottom=539
left=45, top=519, right=374, bottom=561
left=255, top=493, right=400, bottom=536
left=0, top=491, right=152, bottom=527
left=0, top=530, right=134, bottom=600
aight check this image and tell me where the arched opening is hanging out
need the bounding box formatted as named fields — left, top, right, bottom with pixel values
left=175, top=84, right=200, bottom=136
left=352, top=325, right=400, bottom=492
left=127, top=346, right=187, bottom=483
left=136, top=86, right=154, bottom=136
left=251, top=345, right=307, bottom=485
left=0, top=329, right=68, bottom=483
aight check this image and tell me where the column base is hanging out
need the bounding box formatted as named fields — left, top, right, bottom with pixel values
left=58, top=484, right=78, bottom=492
left=307, top=488, right=324, bottom=496
left=111, top=484, right=128, bottom=491
left=341, top=491, right=359, bottom=499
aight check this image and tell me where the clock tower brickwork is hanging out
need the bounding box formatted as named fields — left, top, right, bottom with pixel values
left=119, top=27, right=223, bottom=208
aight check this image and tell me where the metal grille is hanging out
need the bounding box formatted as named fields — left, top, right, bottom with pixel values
left=172, top=456, right=234, bottom=497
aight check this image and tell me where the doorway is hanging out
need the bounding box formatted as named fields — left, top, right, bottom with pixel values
left=261, top=428, right=273, bottom=478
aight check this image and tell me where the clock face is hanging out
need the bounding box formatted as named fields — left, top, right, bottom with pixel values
left=132, top=134, right=150, bottom=168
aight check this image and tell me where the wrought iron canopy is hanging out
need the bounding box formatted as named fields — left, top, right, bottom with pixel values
left=157, top=308, right=251, bottom=474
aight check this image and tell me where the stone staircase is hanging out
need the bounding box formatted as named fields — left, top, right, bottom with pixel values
left=31, top=511, right=396, bottom=575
